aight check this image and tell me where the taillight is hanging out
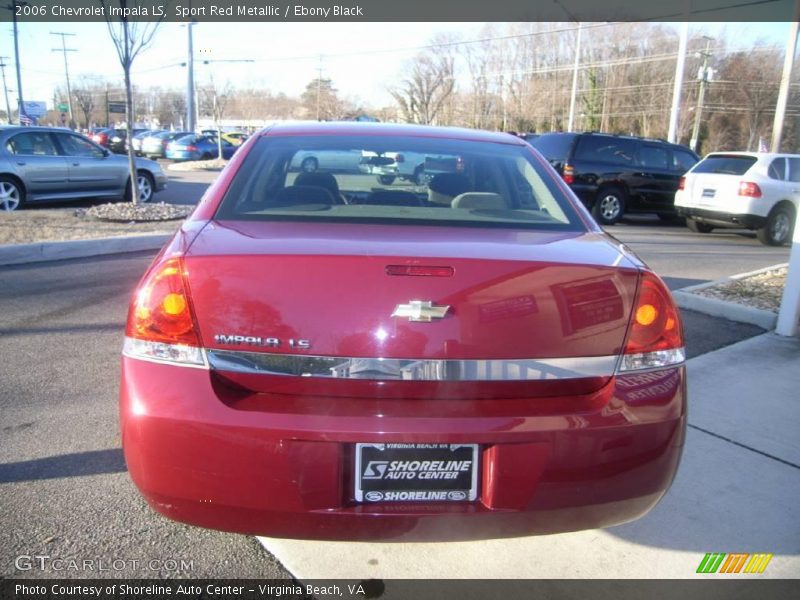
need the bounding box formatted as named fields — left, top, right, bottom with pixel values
left=738, top=181, right=762, bottom=198
left=186, top=145, right=198, bottom=152
left=618, top=271, right=685, bottom=372
left=678, top=176, right=685, bottom=190
left=563, top=165, right=574, bottom=185
left=123, top=258, right=204, bottom=366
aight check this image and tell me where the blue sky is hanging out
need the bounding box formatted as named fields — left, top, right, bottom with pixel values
left=1, top=21, right=795, bottom=110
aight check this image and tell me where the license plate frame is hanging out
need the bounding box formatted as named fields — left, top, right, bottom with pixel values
left=354, top=443, right=479, bottom=503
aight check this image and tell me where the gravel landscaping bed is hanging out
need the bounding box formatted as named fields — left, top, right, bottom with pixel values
left=167, top=159, right=228, bottom=171
left=694, top=266, right=787, bottom=312
left=0, top=203, right=188, bottom=245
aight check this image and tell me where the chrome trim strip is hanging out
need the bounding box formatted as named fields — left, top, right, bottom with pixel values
left=206, top=349, right=618, bottom=381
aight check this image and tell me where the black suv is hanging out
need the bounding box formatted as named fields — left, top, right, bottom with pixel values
left=530, top=132, right=699, bottom=224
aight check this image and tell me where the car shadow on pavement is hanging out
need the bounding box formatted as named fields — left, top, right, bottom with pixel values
left=0, top=448, right=126, bottom=483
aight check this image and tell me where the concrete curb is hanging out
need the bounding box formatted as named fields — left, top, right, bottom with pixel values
left=672, top=262, right=786, bottom=330
left=673, top=290, right=777, bottom=330
left=0, top=234, right=171, bottom=266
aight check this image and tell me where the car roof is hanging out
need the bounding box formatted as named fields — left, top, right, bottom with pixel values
left=704, top=151, right=800, bottom=158
left=259, top=121, right=528, bottom=146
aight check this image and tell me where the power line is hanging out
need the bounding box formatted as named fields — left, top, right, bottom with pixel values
left=50, top=31, right=77, bottom=125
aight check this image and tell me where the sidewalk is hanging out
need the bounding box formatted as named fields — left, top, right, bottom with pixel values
left=258, top=333, right=800, bottom=582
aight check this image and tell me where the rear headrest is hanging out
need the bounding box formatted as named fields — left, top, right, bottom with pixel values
left=271, top=185, right=335, bottom=207
left=295, top=172, right=340, bottom=199
left=451, top=192, right=507, bottom=210
left=428, top=173, right=471, bottom=196
left=428, top=173, right=471, bottom=206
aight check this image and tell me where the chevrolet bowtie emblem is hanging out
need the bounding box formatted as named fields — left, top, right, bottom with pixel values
left=391, top=300, right=450, bottom=322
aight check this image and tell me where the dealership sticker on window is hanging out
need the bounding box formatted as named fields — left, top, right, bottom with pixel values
left=355, top=443, right=478, bottom=502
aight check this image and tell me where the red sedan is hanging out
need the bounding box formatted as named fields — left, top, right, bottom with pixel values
left=121, top=122, right=686, bottom=541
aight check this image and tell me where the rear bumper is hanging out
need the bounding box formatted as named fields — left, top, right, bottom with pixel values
left=120, top=357, right=686, bottom=541
left=676, top=206, right=767, bottom=229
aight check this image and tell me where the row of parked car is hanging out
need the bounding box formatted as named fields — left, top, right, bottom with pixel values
left=88, top=127, right=248, bottom=161
left=529, top=131, right=798, bottom=246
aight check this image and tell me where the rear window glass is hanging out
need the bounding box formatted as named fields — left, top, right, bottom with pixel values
left=574, top=136, right=637, bottom=165
left=673, top=149, right=698, bottom=172
left=693, top=155, right=757, bottom=175
left=215, top=135, right=584, bottom=231
left=530, top=133, right=576, bottom=161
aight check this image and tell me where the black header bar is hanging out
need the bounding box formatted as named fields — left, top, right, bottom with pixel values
left=1, top=0, right=796, bottom=23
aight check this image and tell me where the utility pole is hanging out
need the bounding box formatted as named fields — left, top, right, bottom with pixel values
left=770, top=20, right=799, bottom=152
left=0, top=56, right=12, bottom=125
left=6, top=0, right=27, bottom=124
left=186, top=21, right=196, bottom=132
left=105, top=83, right=110, bottom=127
left=690, top=36, right=714, bottom=154
left=667, top=22, right=689, bottom=144
left=316, top=55, right=324, bottom=121
left=567, top=22, right=582, bottom=132
left=50, top=31, right=77, bottom=128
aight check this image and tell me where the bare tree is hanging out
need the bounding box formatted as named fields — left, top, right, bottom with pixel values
left=72, top=76, right=105, bottom=129
left=199, top=77, right=233, bottom=159
left=390, top=36, right=456, bottom=125
left=99, top=0, right=166, bottom=204
left=300, top=78, right=343, bottom=120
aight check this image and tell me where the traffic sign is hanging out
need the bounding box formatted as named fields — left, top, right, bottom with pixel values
left=57, top=103, right=69, bottom=112
left=108, top=101, right=126, bottom=114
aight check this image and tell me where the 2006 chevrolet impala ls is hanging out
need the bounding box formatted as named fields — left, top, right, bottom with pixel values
left=121, top=122, right=686, bottom=541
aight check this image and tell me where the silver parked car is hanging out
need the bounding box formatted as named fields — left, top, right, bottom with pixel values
left=0, top=126, right=168, bottom=211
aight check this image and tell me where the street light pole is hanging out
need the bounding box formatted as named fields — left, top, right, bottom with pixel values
left=50, top=31, right=77, bottom=128
left=567, top=22, right=582, bottom=132
left=186, top=21, right=196, bottom=132
left=8, top=0, right=27, bottom=124
left=690, top=36, right=713, bottom=153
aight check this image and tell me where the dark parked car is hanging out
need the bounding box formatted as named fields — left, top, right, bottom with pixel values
left=531, top=132, right=699, bottom=224
left=0, top=126, right=167, bottom=210
left=121, top=122, right=686, bottom=541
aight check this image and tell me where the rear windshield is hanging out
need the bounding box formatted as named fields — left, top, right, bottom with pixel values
left=693, top=155, right=757, bottom=175
left=215, top=135, right=584, bottom=231
left=530, top=133, right=576, bottom=161
left=574, top=136, right=637, bottom=165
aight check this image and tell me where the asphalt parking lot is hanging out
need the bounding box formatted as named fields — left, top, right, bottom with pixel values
left=1, top=166, right=796, bottom=582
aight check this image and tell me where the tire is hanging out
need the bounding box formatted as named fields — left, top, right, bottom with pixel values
left=592, top=187, right=626, bottom=225
left=0, top=176, right=25, bottom=211
left=412, top=166, right=425, bottom=185
left=125, top=171, right=155, bottom=203
left=377, top=174, right=396, bottom=185
left=756, top=204, right=795, bottom=246
left=200, top=152, right=212, bottom=161
left=686, top=218, right=714, bottom=234
left=301, top=157, right=318, bottom=173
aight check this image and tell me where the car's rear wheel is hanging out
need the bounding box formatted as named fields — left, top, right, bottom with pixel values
left=757, top=204, right=794, bottom=246
left=377, top=174, right=396, bottom=185
left=301, top=157, right=318, bottom=173
left=0, top=176, right=25, bottom=211
left=125, top=171, right=155, bottom=203
left=412, top=166, right=425, bottom=185
left=686, top=218, right=714, bottom=234
left=592, top=187, right=626, bottom=225
left=201, top=152, right=212, bottom=160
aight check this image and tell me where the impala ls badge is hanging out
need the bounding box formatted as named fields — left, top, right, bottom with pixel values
left=391, top=300, right=450, bottom=322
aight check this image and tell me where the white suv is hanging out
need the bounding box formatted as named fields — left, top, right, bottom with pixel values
left=674, top=152, right=799, bottom=246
